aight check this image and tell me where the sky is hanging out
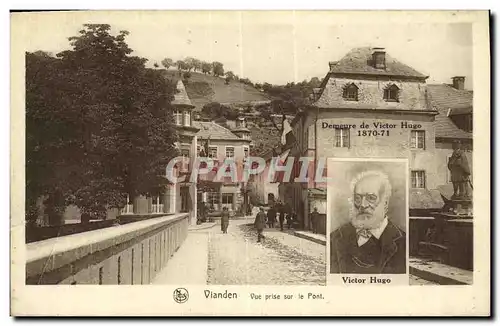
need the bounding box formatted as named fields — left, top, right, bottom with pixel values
left=16, top=11, right=473, bottom=88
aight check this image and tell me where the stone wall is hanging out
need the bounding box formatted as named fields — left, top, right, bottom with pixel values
left=26, top=213, right=189, bottom=285
left=312, top=110, right=439, bottom=190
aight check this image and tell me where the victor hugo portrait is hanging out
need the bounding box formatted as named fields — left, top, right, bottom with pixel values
left=328, top=159, right=408, bottom=275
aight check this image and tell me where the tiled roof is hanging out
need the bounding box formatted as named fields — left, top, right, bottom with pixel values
left=171, top=80, right=194, bottom=107
left=449, top=107, right=472, bottom=116
left=329, top=47, right=428, bottom=79
left=427, top=84, right=473, bottom=139
left=427, top=84, right=473, bottom=108
left=224, top=119, right=251, bottom=132
left=232, top=127, right=251, bottom=133
left=192, top=121, right=243, bottom=140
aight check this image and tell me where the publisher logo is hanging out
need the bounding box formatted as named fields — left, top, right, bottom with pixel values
left=173, top=288, right=189, bottom=304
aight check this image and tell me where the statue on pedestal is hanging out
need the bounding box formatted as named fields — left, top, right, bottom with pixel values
left=448, top=141, right=471, bottom=200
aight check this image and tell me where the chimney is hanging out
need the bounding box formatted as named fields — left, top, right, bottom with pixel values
left=452, top=76, right=465, bottom=90
left=372, top=47, right=386, bottom=69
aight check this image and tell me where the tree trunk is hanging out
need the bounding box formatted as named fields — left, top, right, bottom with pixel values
left=44, top=191, right=65, bottom=226
left=81, top=213, right=91, bottom=224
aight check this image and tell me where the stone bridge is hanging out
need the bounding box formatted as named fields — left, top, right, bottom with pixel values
left=26, top=213, right=189, bottom=285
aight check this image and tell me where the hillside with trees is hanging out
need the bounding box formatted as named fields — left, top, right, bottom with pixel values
left=161, top=69, right=270, bottom=109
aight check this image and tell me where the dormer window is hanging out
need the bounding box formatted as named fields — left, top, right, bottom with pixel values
left=183, top=111, right=191, bottom=127
left=384, top=84, right=400, bottom=102
left=343, top=84, right=358, bottom=101
left=174, top=110, right=182, bottom=126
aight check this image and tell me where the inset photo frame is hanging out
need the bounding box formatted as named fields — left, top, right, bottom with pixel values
left=327, top=158, right=409, bottom=285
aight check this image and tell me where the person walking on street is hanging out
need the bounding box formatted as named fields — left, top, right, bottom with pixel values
left=310, top=207, right=319, bottom=234
left=254, top=207, right=267, bottom=242
left=286, top=205, right=294, bottom=229
left=199, top=202, right=207, bottom=223
left=221, top=207, right=230, bottom=234
left=277, top=202, right=285, bottom=231
left=286, top=212, right=292, bottom=229
left=267, top=206, right=276, bottom=228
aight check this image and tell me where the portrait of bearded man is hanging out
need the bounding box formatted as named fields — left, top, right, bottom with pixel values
left=330, top=170, right=406, bottom=274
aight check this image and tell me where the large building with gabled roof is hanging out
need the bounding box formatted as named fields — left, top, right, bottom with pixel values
left=277, top=46, right=446, bottom=234
left=193, top=118, right=252, bottom=214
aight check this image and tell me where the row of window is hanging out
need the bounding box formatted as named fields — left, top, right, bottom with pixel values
left=202, top=192, right=235, bottom=207
left=174, top=110, right=191, bottom=127
left=343, top=83, right=400, bottom=102
left=333, top=128, right=426, bottom=149
left=193, top=146, right=249, bottom=158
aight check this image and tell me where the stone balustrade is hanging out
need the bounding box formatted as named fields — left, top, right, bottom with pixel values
left=26, top=213, right=189, bottom=285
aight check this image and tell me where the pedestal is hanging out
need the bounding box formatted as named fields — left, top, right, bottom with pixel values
left=163, top=185, right=177, bottom=214
left=442, top=199, right=473, bottom=217
left=133, top=195, right=151, bottom=215
left=415, top=198, right=473, bottom=271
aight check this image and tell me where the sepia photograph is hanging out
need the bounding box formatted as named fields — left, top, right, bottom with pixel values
left=10, top=9, right=490, bottom=316
left=328, top=159, right=408, bottom=278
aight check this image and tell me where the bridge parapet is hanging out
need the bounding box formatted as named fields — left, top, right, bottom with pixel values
left=26, top=213, right=189, bottom=285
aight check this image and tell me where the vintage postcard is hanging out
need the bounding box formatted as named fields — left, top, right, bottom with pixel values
left=10, top=10, right=490, bottom=316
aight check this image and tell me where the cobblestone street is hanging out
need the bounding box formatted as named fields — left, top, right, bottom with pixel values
left=206, top=218, right=326, bottom=286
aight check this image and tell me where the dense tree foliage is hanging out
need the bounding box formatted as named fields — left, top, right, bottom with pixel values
left=183, top=71, right=192, bottom=83
left=192, top=58, right=202, bottom=72
left=26, top=24, right=179, bottom=224
left=183, top=57, right=196, bottom=72
left=212, top=61, right=224, bottom=77
left=253, top=77, right=324, bottom=119
left=175, top=59, right=187, bottom=71
left=164, top=56, right=226, bottom=78
left=201, top=102, right=239, bottom=121
left=161, top=57, right=173, bottom=69
left=201, top=61, right=212, bottom=74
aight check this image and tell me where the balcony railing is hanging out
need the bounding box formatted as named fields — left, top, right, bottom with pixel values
left=151, top=204, right=164, bottom=214
left=120, top=204, right=134, bottom=215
